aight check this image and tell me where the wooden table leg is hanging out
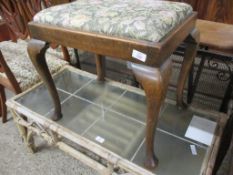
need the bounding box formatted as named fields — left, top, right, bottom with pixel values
left=176, top=28, right=199, bottom=108
left=95, top=54, right=106, bottom=81
left=27, top=39, right=62, bottom=121
left=61, top=46, right=71, bottom=62
left=131, top=58, right=172, bottom=169
left=73, top=49, right=81, bottom=69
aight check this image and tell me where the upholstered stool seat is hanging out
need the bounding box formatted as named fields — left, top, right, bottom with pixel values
left=33, top=0, right=192, bottom=42
left=0, top=40, right=68, bottom=91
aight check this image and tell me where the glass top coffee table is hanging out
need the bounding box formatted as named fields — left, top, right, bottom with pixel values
left=7, top=66, right=227, bottom=175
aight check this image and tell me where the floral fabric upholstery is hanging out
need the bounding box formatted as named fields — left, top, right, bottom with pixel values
left=0, top=39, right=68, bottom=91
left=33, top=0, right=192, bottom=42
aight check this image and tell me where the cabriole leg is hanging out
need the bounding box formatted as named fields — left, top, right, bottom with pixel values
left=27, top=39, right=62, bottom=121
left=131, top=58, right=172, bottom=169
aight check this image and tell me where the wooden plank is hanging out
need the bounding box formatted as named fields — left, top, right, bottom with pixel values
left=28, top=13, right=197, bottom=67
left=196, top=19, right=233, bottom=53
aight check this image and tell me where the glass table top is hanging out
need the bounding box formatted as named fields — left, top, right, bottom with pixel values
left=14, top=68, right=221, bottom=175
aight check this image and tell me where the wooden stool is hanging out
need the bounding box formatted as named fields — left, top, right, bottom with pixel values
left=187, top=19, right=233, bottom=112
left=27, top=0, right=199, bottom=169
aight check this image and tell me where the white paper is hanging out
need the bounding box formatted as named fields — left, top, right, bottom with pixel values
left=95, top=136, right=105, bottom=143
left=132, top=49, right=147, bottom=62
left=190, top=145, right=197, bottom=155
left=185, top=115, right=217, bottom=146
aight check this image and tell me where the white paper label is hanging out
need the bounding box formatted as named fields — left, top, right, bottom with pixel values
left=132, top=50, right=147, bottom=62
left=190, top=145, right=197, bottom=155
left=185, top=115, right=217, bottom=146
left=95, top=136, right=105, bottom=143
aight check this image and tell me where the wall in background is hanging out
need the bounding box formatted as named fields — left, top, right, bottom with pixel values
left=167, top=0, right=233, bottom=24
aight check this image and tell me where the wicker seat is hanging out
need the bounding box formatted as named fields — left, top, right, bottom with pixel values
left=0, top=39, right=68, bottom=123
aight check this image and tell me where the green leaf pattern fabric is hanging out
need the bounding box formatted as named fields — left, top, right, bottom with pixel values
left=34, top=0, right=192, bottom=42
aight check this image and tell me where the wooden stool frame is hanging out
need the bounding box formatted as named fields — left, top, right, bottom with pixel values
left=27, top=12, right=199, bottom=169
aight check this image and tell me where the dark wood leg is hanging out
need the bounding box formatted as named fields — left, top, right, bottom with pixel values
left=27, top=39, right=62, bottom=121
left=187, top=62, right=194, bottom=104
left=61, top=46, right=71, bottom=62
left=177, top=29, right=199, bottom=108
left=73, top=49, right=81, bottom=69
left=131, top=58, right=172, bottom=169
left=220, top=74, right=233, bottom=112
left=0, top=85, right=7, bottom=123
left=187, top=56, right=206, bottom=104
left=95, top=54, right=105, bottom=81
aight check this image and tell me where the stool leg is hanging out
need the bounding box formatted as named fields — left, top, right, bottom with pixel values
left=73, top=49, right=81, bottom=69
left=61, top=46, right=71, bottom=63
left=27, top=39, right=62, bottom=121
left=131, top=58, right=172, bottom=169
left=95, top=54, right=106, bottom=81
left=177, top=29, right=199, bottom=108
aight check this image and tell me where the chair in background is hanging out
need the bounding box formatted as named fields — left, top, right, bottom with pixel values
left=0, top=0, right=73, bottom=62
left=0, top=0, right=70, bottom=123
left=0, top=27, right=68, bottom=124
left=0, top=0, right=28, bottom=41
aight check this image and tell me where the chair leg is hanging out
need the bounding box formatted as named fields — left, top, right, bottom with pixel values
left=176, top=29, right=199, bottom=108
left=0, top=85, right=7, bottom=123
